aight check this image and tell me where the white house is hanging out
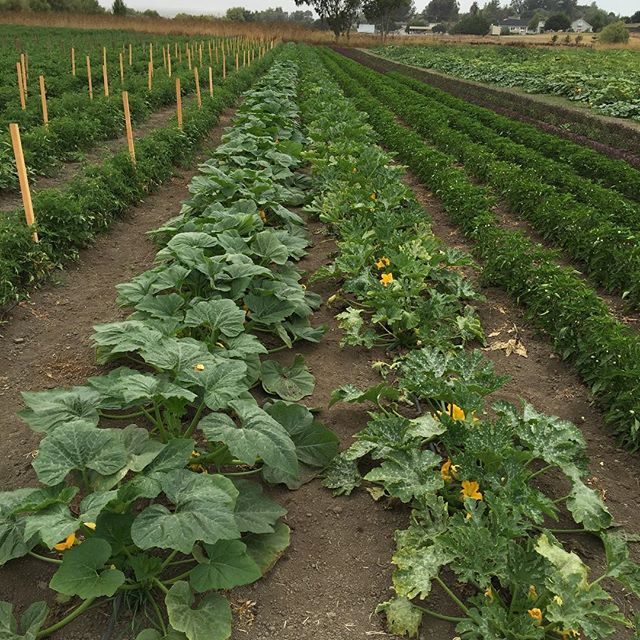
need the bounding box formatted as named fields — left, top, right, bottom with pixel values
left=571, top=18, right=593, bottom=32
left=490, top=17, right=529, bottom=35
left=357, top=23, right=376, bottom=34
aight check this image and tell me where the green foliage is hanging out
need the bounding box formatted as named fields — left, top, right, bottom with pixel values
left=450, top=14, right=490, bottom=34
left=599, top=20, right=630, bottom=43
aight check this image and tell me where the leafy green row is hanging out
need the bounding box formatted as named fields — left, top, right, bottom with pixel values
left=0, top=49, right=339, bottom=640
left=319, top=49, right=640, bottom=449
left=301, top=45, right=640, bottom=639
left=333, top=64, right=640, bottom=304
left=0, top=51, right=270, bottom=310
left=386, top=71, right=640, bottom=229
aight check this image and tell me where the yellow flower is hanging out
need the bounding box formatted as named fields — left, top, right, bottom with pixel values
left=447, top=403, right=466, bottom=421
left=370, top=192, right=377, bottom=201
left=465, top=511, right=472, bottom=520
left=375, top=256, right=391, bottom=269
left=528, top=585, right=538, bottom=600
left=54, top=532, right=76, bottom=551
left=194, top=363, right=205, bottom=372
left=380, top=272, right=394, bottom=286
left=460, top=480, right=483, bottom=501
left=528, top=608, right=543, bottom=624
left=258, top=209, right=267, bottom=223
left=484, top=586, right=494, bottom=600
left=83, top=522, right=96, bottom=530
left=553, top=595, right=563, bottom=606
left=352, top=167, right=357, bottom=173
left=559, top=630, right=580, bottom=639
left=440, top=458, right=459, bottom=481
left=189, top=450, right=207, bottom=473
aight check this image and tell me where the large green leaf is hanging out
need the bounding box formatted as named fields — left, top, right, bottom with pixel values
left=565, top=467, right=612, bottom=532
left=232, top=480, right=286, bottom=534
left=22, top=503, right=76, bottom=549
left=0, top=490, right=38, bottom=566
left=190, top=540, right=261, bottom=592
left=32, top=421, right=128, bottom=486
left=180, top=360, right=249, bottom=411
left=49, top=538, right=125, bottom=598
left=183, top=300, right=246, bottom=338
left=131, top=470, right=239, bottom=554
left=261, top=355, right=315, bottom=401
left=364, top=449, right=443, bottom=503
left=601, top=532, right=640, bottom=597
left=19, top=387, right=101, bottom=433
left=535, top=533, right=588, bottom=587
left=0, top=601, right=48, bottom=640
left=243, top=521, right=291, bottom=575
left=92, top=320, right=164, bottom=363
left=166, top=582, right=232, bottom=640
left=251, top=230, right=290, bottom=265
left=375, top=598, right=422, bottom=639
left=199, top=400, right=298, bottom=479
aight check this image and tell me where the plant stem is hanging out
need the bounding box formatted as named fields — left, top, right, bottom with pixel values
left=36, top=597, right=96, bottom=638
left=529, top=464, right=554, bottom=480
left=169, top=558, right=198, bottom=567
left=552, top=494, right=571, bottom=504
left=163, top=569, right=193, bottom=585
left=153, top=577, right=170, bottom=594
left=224, top=466, right=262, bottom=476
left=158, top=549, right=178, bottom=573
left=28, top=550, right=62, bottom=565
left=99, top=410, right=147, bottom=420
left=147, top=592, right=167, bottom=635
left=184, top=400, right=206, bottom=438
left=435, top=576, right=470, bottom=615
left=413, top=603, right=465, bottom=623
left=267, top=344, right=289, bottom=354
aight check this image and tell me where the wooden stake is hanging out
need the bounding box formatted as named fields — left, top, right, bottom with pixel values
left=16, top=62, right=26, bottom=110
left=235, top=52, right=239, bottom=71
left=167, top=50, right=172, bottom=77
left=129, top=43, right=132, bottom=66
left=162, top=45, right=166, bottom=69
left=208, top=65, right=213, bottom=97
left=242, top=48, right=246, bottom=67
left=149, top=42, right=153, bottom=72
left=176, top=77, right=183, bottom=130
left=198, top=43, right=202, bottom=65
left=38, top=75, right=48, bottom=126
left=122, top=90, right=135, bottom=165
left=215, top=44, right=219, bottom=63
left=71, top=46, right=76, bottom=76
left=119, top=52, right=124, bottom=83
left=103, top=63, right=109, bottom=97
left=208, top=40, right=212, bottom=63
left=9, top=123, right=38, bottom=242
left=86, top=56, right=93, bottom=100
left=20, top=53, right=27, bottom=96
left=148, top=61, right=153, bottom=91
left=194, top=67, right=201, bottom=109
left=187, top=45, right=191, bottom=70
left=102, top=46, right=107, bottom=68
left=222, top=54, right=226, bottom=79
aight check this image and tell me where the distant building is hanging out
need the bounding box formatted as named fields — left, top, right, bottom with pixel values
left=406, top=25, right=433, bottom=34
left=357, top=23, right=376, bottom=34
left=571, top=18, right=593, bottom=32
left=490, top=17, right=529, bottom=35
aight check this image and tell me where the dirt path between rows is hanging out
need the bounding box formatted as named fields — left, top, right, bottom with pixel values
left=0, top=97, right=193, bottom=213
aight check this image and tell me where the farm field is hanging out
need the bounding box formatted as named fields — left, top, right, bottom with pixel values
left=373, top=43, right=640, bottom=123
left=0, top=32, right=640, bottom=640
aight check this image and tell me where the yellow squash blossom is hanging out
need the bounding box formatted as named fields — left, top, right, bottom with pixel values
left=553, top=595, right=563, bottom=606
left=380, top=272, right=394, bottom=287
left=560, top=630, right=580, bottom=639
left=375, top=257, right=391, bottom=270
left=460, top=480, right=483, bottom=501
left=370, top=192, right=377, bottom=201
left=440, top=458, right=459, bottom=482
left=258, top=210, right=267, bottom=223
left=484, top=586, right=494, bottom=600
left=54, top=532, right=76, bottom=551
left=194, top=363, right=205, bottom=372
left=528, top=585, right=538, bottom=600
left=528, top=608, right=543, bottom=624
left=447, top=403, right=467, bottom=421
left=83, top=522, right=96, bottom=530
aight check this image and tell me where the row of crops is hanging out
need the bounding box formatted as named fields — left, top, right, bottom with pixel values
left=1, top=40, right=639, bottom=639
left=374, top=44, right=640, bottom=122
left=320, top=47, right=640, bottom=453
left=0, top=43, right=274, bottom=310
left=0, top=25, right=268, bottom=190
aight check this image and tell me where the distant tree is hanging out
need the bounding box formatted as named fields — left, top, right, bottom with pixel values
left=363, top=0, right=414, bottom=36
left=544, top=12, right=570, bottom=29
left=112, top=0, right=126, bottom=15
left=423, top=0, right=459, bottom=22
left=480, top=0, right=508, bottom=23
left=450, top=12, right=490, bottom=32
left=142, top=8, right=159, bottom=17
left=295, top=0, right=362, bottom=38
left=527, top=10, right=545, bottom=30
left=584, top=3, right=615, bottom=30
left=628, top=9, right=640, bottom=21
left=469, top=1, right=479, bottom=14
left=432, top=21, right=448, bottom=30
left=599, top=19, right=629, bottom=41
left=289, top=8, right=315, bottom=24
left=226, top=6, right=252, bottom=20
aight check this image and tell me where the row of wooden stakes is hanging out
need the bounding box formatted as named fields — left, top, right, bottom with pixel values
left=6, top=42, right=266, bottom=245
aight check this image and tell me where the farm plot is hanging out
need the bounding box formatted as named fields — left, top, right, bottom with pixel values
left=0, top=25, right=266, bottom=191
left=373, top=44, right=640, bottom=123
left=0, top=41, right=639, bottom=640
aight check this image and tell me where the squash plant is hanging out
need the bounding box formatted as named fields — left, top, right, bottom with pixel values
left=0, top=54, right=338, bottom=640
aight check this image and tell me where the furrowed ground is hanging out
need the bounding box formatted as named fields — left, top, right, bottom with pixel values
left=0, top=39, right=639, bottom=640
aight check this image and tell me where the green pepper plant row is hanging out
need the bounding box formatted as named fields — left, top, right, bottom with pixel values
left=0, top=48, right=342, bottom=640
left=295, top=45, right=640, bottom=639
left=321, top=62, right=640, bottom=306
left=320, top=47, right=640, bottom=452
left=0, top=47, right=274, bottom=311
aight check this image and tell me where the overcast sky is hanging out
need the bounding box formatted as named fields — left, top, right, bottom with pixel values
left=96, top=0, right=637, bottom=19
